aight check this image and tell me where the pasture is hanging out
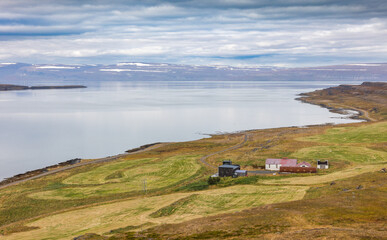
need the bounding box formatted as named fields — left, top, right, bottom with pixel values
left=291, top=145, right=387, bottom=164
left=300, top=121, right=387, bottom=143
left=2, top=185, right=308, bottom=240
left=29, top=155, right=202, bottom=200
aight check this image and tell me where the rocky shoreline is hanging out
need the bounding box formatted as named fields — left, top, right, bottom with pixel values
left=296, top=95, right=366, bottom=121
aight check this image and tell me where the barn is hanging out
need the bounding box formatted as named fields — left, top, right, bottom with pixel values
left=265, top=158, right=297, bottom=171
left=218, top=160, right=240, bottom=177
left=280, top=166, right=317, bottom=173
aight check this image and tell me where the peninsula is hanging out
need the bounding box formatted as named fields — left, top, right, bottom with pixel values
left=0, top=84, right=86, bottom=91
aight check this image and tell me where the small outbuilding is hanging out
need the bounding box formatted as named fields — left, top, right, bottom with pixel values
left=235, top=170, right=248, bottom=177
left=218, top=160, right=240, bottom=177
left=317, top=160, right=329, bottom=169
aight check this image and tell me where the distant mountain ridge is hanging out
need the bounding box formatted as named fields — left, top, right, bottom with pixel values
left=0, top=62, right=386, bottom=84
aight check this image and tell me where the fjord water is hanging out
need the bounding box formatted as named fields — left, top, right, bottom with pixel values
left=0, top=81, right=362, bottom=180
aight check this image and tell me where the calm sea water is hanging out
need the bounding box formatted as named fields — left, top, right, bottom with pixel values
left=0, top=80, right=363, bottom=180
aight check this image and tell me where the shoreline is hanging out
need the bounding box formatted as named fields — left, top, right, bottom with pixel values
left=296, top=96, right=368, bottom=122
left=0, top=119, right=361, bottom=187
left=0, top=82, right=380, bottom=187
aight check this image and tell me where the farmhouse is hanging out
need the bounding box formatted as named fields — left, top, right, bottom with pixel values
left=317, top=160, right=329, bottom=169
left=218, top=160, right=240, bottom=177
left=265, top=158, right=297, bottom=171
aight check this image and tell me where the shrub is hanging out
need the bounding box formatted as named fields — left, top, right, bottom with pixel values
left=208, top=176, right=221, bottom=185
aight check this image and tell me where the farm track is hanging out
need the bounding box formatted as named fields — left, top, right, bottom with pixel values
left=346, top=105, right=377, bottom=122
left=199, top=133, right=249, bottom=169
left=0, top=143, right=168, bottom=190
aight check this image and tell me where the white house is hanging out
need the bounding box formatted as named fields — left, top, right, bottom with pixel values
left=265, top=158, right=297, bottom=171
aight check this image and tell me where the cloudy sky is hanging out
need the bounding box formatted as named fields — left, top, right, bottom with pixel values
left=0, top=0, right=386, bottom=66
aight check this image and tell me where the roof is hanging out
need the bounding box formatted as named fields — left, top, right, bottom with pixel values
left=219, top=165, right=240, bottom=169
left=266, top=158, right=297, bottom=167
left=317, top=160, right=328, bottom=165
left=296, top=161, right=312, bottom=167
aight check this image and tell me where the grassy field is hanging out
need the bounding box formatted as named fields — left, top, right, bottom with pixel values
left=2, top=185, right=308, bottom=240
left=29, top=155, right=202, bottom=200
left=141, top=172, right=387, bottom=240
left=291, top=145, right=387, bottom=164
left=300, top=121, right=387, bottom=143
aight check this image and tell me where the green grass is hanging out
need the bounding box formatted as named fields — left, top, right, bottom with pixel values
left=301, top=121, right=387, bottom=143
left=150, top=194, right=199, bottom=218
left=29, top=155, right=203, bottom=200
left=143, top=172, right=387, bottom=240
left=2, top=185, right=308, bottom=240
left=63, top=158, right=156, bottom=185
left=291, top=145, right=387, bottom=163
left=150, top=185, right=308, bottom=218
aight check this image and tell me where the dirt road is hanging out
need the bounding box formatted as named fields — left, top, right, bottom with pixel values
left=199, top=133, right=248, bottom=169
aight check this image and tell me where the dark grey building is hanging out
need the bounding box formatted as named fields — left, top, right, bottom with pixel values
left=218, top=160, right=240, bottom=177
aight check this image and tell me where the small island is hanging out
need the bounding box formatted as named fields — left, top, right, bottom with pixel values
left=0, top=84, right=86, bottom=91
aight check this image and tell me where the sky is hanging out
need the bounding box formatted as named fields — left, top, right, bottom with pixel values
left=0, top=0, right=387, bottom=67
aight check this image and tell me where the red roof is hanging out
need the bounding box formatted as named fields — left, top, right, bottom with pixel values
left=296, top=161, right=312, bottom=167
left=266, top=158, right=297, bottom=167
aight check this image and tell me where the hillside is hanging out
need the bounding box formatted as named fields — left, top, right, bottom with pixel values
left=297, top=82, right=387, bottom=121
left=0, top=82, right=385, bottom=240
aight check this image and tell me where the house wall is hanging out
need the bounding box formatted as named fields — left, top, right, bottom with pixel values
left=317, top=164, right=329, bottom=169
left=265, top=164, right=280, bottom=171
left=219, top=167, right=240, bottom=177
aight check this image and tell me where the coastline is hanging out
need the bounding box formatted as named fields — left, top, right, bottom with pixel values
left=296, top=96, right=367, bottom=122
left=0, top=102, right=362, bottom=187
left=0, top=82, right=383, bottom=187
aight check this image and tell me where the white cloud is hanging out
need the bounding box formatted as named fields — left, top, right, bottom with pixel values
left=0, top=1, right=386, bottom=66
